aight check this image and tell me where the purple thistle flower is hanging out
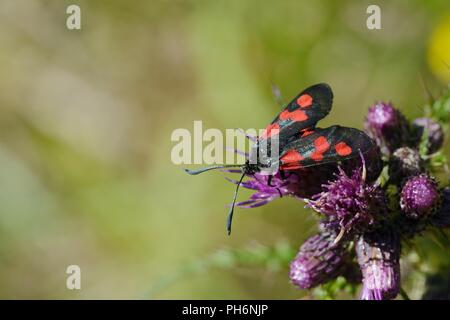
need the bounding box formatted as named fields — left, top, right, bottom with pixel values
left=227, top=165, right=337, bottom=208
left=431, top=187, right=450, bottom=228
left=356, top=229, right=401, bottom=300
left=364, top=102, right=410, bottom=155
left=290, top=231, right=350, bottom=289
left=400, top=174, right=439, bottom=220
left=389, top=147, right=423, bottom=184
left=226, top=171, right=303, bottom=208
left=413, top=118, right=444, bottom=154
left=308, top=165, right=388, bottom=236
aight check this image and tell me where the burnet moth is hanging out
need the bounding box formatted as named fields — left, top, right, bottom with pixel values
left=184, top=83, right=378, bottom=235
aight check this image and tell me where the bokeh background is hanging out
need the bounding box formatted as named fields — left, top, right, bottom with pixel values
left=0, top=0, right=449, bottom=299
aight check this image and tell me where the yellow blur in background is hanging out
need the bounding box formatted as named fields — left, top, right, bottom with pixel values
left=0, top=0, right=449, bottom=299
left=428, top=14, right=450, bottom=83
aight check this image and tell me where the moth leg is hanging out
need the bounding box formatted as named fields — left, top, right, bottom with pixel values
left=267, top=175, right=274, bottom=187
left=266, top=175, right=283, bottom=197
left=276, top=188, right=283, bottom=198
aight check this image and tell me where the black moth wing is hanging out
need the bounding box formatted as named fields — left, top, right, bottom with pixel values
left=278, top=125, right=378, bottom=170
left=260, top=83, right=333, bottom=143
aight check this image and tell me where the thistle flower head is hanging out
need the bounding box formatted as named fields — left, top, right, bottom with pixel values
left=289, top=231, right=350, bottom=289
left=366, top=102, right=398, bottom=128
left=308, top=165, right=388, bottom=236
left=227, top=165, right=337, bottom=208
left=413, top=118, right=444, bottom=154
left=389, top=147, right=423, bottom=184
left=400, top=174, right=439, bottom=220
left=364, top=102, right=410, bottom=155
left=227, top=170, right=302, bottom=208
left=356, top=229, right=401, bottom=300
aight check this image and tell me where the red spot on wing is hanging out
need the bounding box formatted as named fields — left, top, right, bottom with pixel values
left=296, top=94, right=313, bottom=108
left=280, top=149, right=304, bottom=170
left=335, top=142, right=352, bottom=156
left=310, top=152, right=323, bottom=161
left=281, top=149, right=304, bottom=162
left=314, top=136, right=330, bottom=153
left=279, top=109, right=308, bottom=122
left=310, top=136, right=330, bottom=162
left=261, top=123, right=280, bottom=139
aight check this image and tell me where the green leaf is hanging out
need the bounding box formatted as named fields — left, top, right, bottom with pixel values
left=419, top=126, right=430, bottom=156
left=311, top=276, right=358, bottom=300
left=430, top=85, right=450, bottom=129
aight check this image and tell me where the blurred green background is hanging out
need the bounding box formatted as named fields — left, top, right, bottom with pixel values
left=0, top=0, right=449, bottom=299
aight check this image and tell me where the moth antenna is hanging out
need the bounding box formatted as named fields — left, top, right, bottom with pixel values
left=227, top=171, right=246, bottom=235
left=237, top=128, right=257, bottom=142
left=184, top=165, right=241, bottom=175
